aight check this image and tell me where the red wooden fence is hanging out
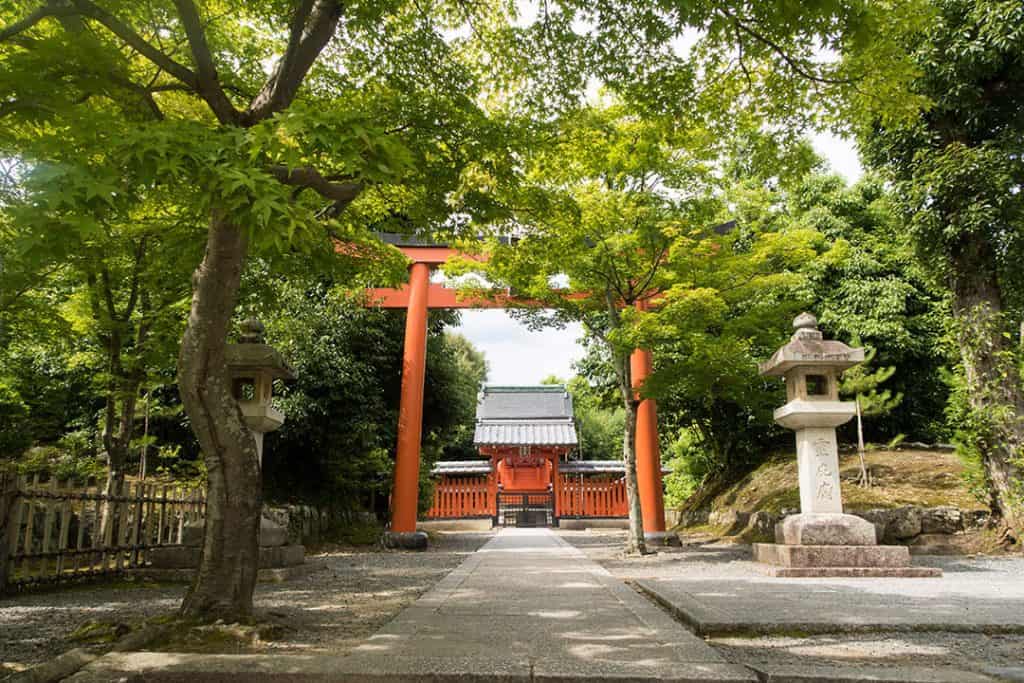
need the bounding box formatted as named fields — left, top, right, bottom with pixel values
left=556, top=475, right=628, bottom=518
left=426, top=476, right=494, bottom=518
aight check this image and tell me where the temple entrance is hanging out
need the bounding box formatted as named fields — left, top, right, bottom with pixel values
left=366, top=233, right=667, bottom=542
left=497, top=492, right=554, bottom=527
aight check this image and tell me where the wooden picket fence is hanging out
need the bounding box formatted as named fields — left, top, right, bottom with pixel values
left=556, top=474, right=628, bottom=518
left=0, top=472, right=206, bottom=592
left=425, top=475, right=494, bottom=519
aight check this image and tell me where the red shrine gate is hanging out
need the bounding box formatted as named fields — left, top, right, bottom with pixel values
left=366, top=234, right=666, bottom=538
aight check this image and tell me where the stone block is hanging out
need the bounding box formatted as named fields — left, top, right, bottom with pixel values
left=148, top=544, right=304, bottom=570
left=258, top=544, right=304, bottom=568
left=746, top=511, right=778, bottom=538
left=179, top=520, right=204, bottom=546
left=710, top=509, right=750, bottom=533
left=763, top=566, right=942, bottom=578
left=922, top=506, right=963, bottom=535
left=887, top=506, right=923, bottom=540
left=853, top=509, right=893, bottom=544
left=964, top=509, right=991, bottom=529
left=383, top=530, right=428, bottom=550
left=753, top=543, right=911, bottom=568
left=148, top=545, right=200, bottom=569
left=775, top=513, right=876, bottom=546
left=258, top=516, right=287, bottom=547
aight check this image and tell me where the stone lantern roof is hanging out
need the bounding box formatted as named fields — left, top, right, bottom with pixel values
left=224, top=318, right=296, bottom=380
left=759, top=313, right=864, bottom=377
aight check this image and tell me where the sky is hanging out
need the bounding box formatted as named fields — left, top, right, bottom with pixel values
left=451, top=135, right=864, bottom=386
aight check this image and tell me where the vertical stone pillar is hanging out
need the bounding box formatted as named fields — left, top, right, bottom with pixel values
left=385, top=262, right=431, bottom=549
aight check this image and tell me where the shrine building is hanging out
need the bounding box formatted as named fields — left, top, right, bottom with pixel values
left=426, top=385, right=630, bottom=527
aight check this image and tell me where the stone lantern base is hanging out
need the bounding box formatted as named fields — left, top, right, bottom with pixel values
left=149, top=515, right=305, bottom=571
left=752, top=513, right=942, bottom=577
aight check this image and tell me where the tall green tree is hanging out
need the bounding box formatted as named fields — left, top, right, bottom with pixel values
left=852, top=0, right=1024, bottom=538
left=0, top=0, right=925, bottom=614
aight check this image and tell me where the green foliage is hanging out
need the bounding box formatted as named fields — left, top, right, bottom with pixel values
left=255, top=275, right=484, bottom=512
left=543, top=374, right=624, bottom=461
left=0, top=375, right=29, bottom=457
left=841, top=343, right=903, bottom=418
left=662, top=429, right=709, bottom=508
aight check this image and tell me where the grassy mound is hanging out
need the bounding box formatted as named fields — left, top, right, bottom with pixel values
left=694, top=448, right=985, bottom=518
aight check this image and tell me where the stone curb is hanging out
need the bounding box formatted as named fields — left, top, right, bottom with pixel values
left=633, top=579, right=1024, bottom=636
left=745, top=664, right=998, bottom=682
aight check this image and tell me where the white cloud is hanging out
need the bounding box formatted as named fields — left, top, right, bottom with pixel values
left=451, top=310, right=584, bottom=385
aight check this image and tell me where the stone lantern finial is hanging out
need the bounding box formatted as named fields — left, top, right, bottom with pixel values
left=239, top=317, right=265, bottom=344
left=793, top=311, right=818, bottom=330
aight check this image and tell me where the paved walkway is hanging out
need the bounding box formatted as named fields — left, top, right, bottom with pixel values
left=634, top=554, right=1024, bottom=636
left=340, top=528, right=755, bottom=681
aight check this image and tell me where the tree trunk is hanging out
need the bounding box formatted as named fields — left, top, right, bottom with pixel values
left=177, top=213, right=261, bottom=621
left=620, top=397, right=646, bottom=555
left=855, top=395, right=870, bottom=487
left=611, top=348, right=646, bottom=556
left=950, top=239, right=1024, bottom=541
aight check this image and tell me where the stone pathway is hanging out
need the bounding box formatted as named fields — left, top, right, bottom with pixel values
left=339, top=527, right=753, bottom=681
left=68, top=528, right=756, bottom=681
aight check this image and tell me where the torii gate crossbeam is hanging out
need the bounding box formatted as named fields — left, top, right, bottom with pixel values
left=369, top=241, right=667, bottom=548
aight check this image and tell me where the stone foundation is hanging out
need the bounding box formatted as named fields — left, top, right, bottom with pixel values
left=148, top=544, right=305, bottom=570
left=753, top=542, right=911, bottom=568
left=382, top=530, right=428, bottom=550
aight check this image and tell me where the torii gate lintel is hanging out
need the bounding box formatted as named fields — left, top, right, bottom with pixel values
left=372, top=242, right=667, bottom=543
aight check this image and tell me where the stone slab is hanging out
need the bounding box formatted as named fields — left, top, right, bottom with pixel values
left=776, top=513, right=877, bottom=546
left=634, top=575, right=1024, bottom=636
left=346, top=528, right=733, bottom=680
left=761, top=567, right=942, bottom=578
left=382, top=530, right=428, bottom=550
left=67, top=652, right=533, bottom=682
left=753, top=543, right=913, bottom=568
left=148, top=544, right=305, bottom=570
left=135, top=559, right=326, bottom=584
left=557, top=518, right=630, bottom=530
left=418, top=518, right=493, bottom=532
left=749, top=664, right=997, bottom=682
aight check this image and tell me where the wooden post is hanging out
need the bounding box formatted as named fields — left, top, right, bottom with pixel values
left=391, top=261, right=431, bottom=534
left=56, top=483, right=73, bottom=578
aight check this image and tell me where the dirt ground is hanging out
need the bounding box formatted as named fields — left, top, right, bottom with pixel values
left=561, top=529, right=1024, bottom=675
left=0, top=531, right=491, bottom=675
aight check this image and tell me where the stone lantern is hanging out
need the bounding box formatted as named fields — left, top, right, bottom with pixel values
left=150, top=318, right=305, bottom=573
left=225, top=318, right=295, bottom=467
left=753, top=313, right=940, bottom=577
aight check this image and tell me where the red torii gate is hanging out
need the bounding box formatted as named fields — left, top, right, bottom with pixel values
left=367, top=236, right=667, bottom=548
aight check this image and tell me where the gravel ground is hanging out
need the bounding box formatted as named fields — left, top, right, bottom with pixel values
left=0, top=531, right=491, bottom=674
left=560, top=529, right=1024, bottom=676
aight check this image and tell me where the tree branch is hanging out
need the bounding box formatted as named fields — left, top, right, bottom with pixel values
left=69, top=1, right=200, bottom=88
left=171, top=0, right=240, bottom=124
left=267, top=165, right=363, bottom=205
left=717, top=6, right=857, bottom=86
left=244, top=0, right=342, bottom=123
left=0, top=2, right=76, bottom=42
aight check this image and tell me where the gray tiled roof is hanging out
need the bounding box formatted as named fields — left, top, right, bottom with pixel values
left=473, top=385, right=579, bottom=446
left=476, top=385, right=573, bottom=420
left=432, top=461, right=493, bottom=475
left=474, top=420, right=578, bottom=446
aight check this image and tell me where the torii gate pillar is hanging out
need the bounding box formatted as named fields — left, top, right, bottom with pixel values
left=630, top=299, right=674, bottom=544
left=383, top=261, right=431, bottom=550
